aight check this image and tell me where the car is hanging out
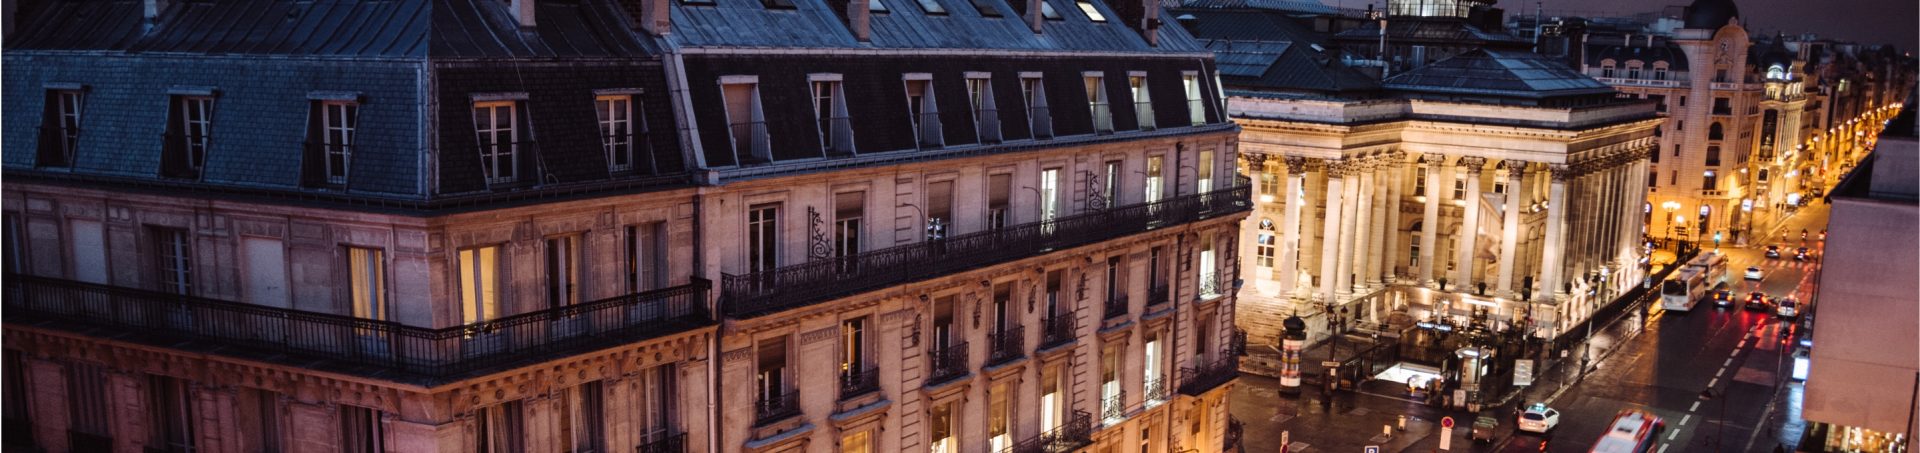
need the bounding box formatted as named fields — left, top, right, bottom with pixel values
left=1744, top=266, right=1764, bottom=280
left=1765, top=245, right=1781, bottom=258
left=1517, top=403, right=1561, bottom=433
left=1745, top=292, right=1773, bottom=311
left=1776, top=296, right=1800, bottom=318
left=1795, top=247, right=1810, bottom=261
left=1712, top=288, right=1735, bottom=307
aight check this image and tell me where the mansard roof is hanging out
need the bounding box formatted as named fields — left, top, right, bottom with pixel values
left=664, top=0, right=1207, bottom=53
left=1385, top=48, right=1616, bottom=99
left=1586, top=41, right=1692, bottom=70
left=1177, top=9, right=1379, bottom=94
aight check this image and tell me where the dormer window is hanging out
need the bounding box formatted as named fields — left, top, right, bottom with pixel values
left=303, top=95, right=359, bottom=188
left=1021, top=73, right=1052, bottom=139
left=596, top=91, right=650, bottom=174
left=1128, top=72, right=1153, bottom=130
left=966, top=73, right=1001, bottom=144
left=1183, top=72, right=1204, bottom=125
left=810, top=74, right=855, bottom=155
left=870, top=0, right=890, bottom=12
left=915, top=0, right=947, bottom=15
left=970, top=0, right=1002, bottom=16
left=161, top=94, right=215, bottom=180
left=38, top=89, right=83, bottom=168
left=720, top=76, right=772, bottom=163
left=904, top=74, right=943, bottom=148
left=1084, top=73, right=1112, bottom=133
left=471, top=100, right=526, bottom=185
left=1654, top=67, right=1668, bottom=81
left=1075, top=0, right=1105, bottom=21
left=1040, top=1, right=1062, bottom=19
left=1601, top=64, right=1616, bottom=78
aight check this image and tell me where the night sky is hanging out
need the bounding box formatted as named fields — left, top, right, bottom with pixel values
left=1317, top=0, right=1919, bottom=53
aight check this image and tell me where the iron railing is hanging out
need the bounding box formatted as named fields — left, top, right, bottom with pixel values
left=1039, top=315, right=1077, bottom=349
left=1144, top=377, right=1168, bottom=403
left=34, top=126, right=78, bottom=168
left=1134, top=101, right=1155, bottom=130
left=840, top=366, right=881, bottom=399
left=1010, top=410, right=1093, bottom=453
left=987, top=326, right=1025, bottom=366
left=917, top=112, right=944, bottom=148
left=722, top=182, right=1252, bottom=318
left=1148, top=283, right=1170, bottom=306
left=974, top=108, right=1002, bottom=144
left=159, top=132, right=208, bottom=180
left=927, top=341, right=970, bottom=384
left=1028, top=105, right=1053, bottom=139
left=1100, top=389, right=1127, bottom=422
left=753, top=390, right=801, bottom=425
left=819, top=116, right=855, bottom=156
left=1091, top=102, right=1113, bottom=133
left=1198, top=272, right=1227, bottom=300
left=301, top=141, right=354, bottom=189
left=636, top=433, right=687, bottom=453
left=1103, top=294, right=1129, bottom=319
left=1178, top=354, right=1239, bottom=396
left=728, top=121, right=772, bottom=164
left=1, top=274, right=711, bottom=384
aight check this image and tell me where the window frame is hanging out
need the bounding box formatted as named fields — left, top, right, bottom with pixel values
left=595, top=93, right=641, bottom=174
left=320, top=101, right=359, bottom=185
left=472, top=100, right=520, bottom=185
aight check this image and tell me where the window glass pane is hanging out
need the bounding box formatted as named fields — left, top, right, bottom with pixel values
left=460, top=246, right=499, bottom=323
left=1076, top=0, right=1104, bottom=21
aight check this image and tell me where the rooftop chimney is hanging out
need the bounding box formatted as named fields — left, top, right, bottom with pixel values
left=143, top=0, right=171, bottom=31
left=823, top=0, right=872, bottom=41
left=511, top=0, right=536, bottom=29
left=1023, top=0, right=1043, bottom=33
left=636, top=0, right=671, bottom=35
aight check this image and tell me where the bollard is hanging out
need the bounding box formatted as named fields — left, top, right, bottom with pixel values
left=1384, top=424, right=1394, bottom=440
left=1398, top=415, right=1408, bottom=431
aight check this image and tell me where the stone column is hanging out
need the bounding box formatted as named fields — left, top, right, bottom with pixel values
left=1453, top=157, right=1486, bottom=290
left=1419, top=156, right=1443, bottom=286
left=1380, top=154, right=1404, bottom=285
left=1365, top=159, right=1389, bottom=289
left=1541, top=165, right=1572, bottom=298
left=1318, top=160, right=1348, bottom=304
left=1335, top=160, right=1362, bottom=300
left=1350, top=159, right=1375, bottom=294
left=1279, top=156, right=1308, bottom=299
left=1497, top=160, right=1527, bottom=296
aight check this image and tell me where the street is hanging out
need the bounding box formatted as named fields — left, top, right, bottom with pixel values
left=1234, top=202, right=1834, bottom=453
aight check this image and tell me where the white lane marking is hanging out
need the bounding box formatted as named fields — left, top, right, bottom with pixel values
left=1691, top=401, right=1701, bottom=412
left=1708, top=377, right=1719, bottom=387
left=1725, top=358, right=1734, bottom=367
left=1715, top=368, right=1726, bottom=378
left=1659, top=444, right=1671, bottom=453
left=1681, top=414, right=1692, bottom=425
left=1668, top=429, right=1681, bottom=441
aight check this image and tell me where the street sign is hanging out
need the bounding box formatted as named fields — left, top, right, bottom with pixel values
left=1365, top=446, right=1380, bottom=453
left=1322, top=361, right=1342, bottom=368
left=1440, top=416, right=1454, bottom=429
left=1439, top=427, right=1453, bottom=451
left=1514, top=359, right=1535, bottom=386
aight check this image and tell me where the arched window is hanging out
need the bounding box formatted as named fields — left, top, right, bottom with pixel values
left=1255, top=219, right=1276, bottom=268
left=1709, top=122, right=1725, bottom=141
left=1408, top=220, right=1423, bottom=267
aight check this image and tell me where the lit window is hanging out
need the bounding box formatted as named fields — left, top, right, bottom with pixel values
left=1075, top=0, right=1105, bottom=21
left=916, top=0, right=947, bottom=14
left=1085, top=73, right=1111, bottom=133
left=1129, top=74, right=1153, bottom=130
left=459, top=246, right=500, bottom=324
left=1255, top=219, right=1275, bottom=268
left=1183, top=72, right=1205, bottom=125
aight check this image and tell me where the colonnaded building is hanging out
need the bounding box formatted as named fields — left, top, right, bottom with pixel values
left=0, top=0, right=1247, bottom=452
left=1176, top=0, right=1662, bottom=351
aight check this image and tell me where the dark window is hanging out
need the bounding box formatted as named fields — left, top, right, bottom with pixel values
left=161, top=95, right=215, bottom=179
left=988, top=174, right=1012, bottom=230
left=1709, top=122, right=1725, bottom=140
left=474, top=402, right=523, bottom=453
left=1649, top=94, right=1667, bottom=113
left=152, top=227, right=193, bottom=295
left=1648, top=169, right=1658, bottom=187
left=472, top=100, right=523, bottom=185
left=1706, top=146, right=1721, bottom=166
left=1712, top=97, right=1732, bottom=115
left=748, top=205, right=778, bottom=273
left=626, top=222, right=668, bottom=292
left=304, top=100, right=358, bottom=188
left=756, top=337, right=790, bottom=404
left=2, top=351, right=29, bottom=448
left=598, top=94, right=652, bottom=174
left=971, top=0, right=1002, bottom=16
left=762, top=0, right=796, bottom=9
left=2, top=213, right=21, bottom=275
left=38, top=90, right=83, bottom=167
left=66, top=363, right=111, bottom=449
left=813, top=80, right=853, bottom=155
left=1702, top=171, right=1718, bottom=190
left=147, top=375, right=195, bottom=452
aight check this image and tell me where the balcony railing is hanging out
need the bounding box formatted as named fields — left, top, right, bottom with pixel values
left=728, top=121, right=772, bottom=164
left=917, top=112, right=944, bottom=148
left=1100, top=389, right=1126, bottom=423
left=1147, top=283, right=1169, bottom=306
left=1028, top=105, right=1053, bottom=139
left=1198, top=272, right=1227, bottom=300
left=1010, top=410, right=1093, bottom=453
left=1178, top=354, right=1239, bottom=396
left=1, top=274, right=711, bottom=385
left=840, top=366, right=881, bottom=400
left=636, top=433, right=687, bottom=453
left=819, top=116, right=855, bottom=156
left=753, top=390, right=801, bottom=425
left=1091, top=102, right=1113, bottom=134
left=1144, top=377, right=1168, bottom=404
left=1039, top=315, right=1076, bottom=349
left=301, top=141, right=354, bottom=189
left=927, top=341, right=970, bottom=384
left=1102, top=294, right=1128, bottom=319
left=987, top=327, right=1024, bottom=366
left=1134, top=101, right=1155, bottom=130
left=722, top=181, right=1252, bottom=318
left=974, top=108, right=1003, bottom=144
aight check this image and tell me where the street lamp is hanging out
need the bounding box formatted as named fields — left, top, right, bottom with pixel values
left=1699, top=389, right=1729, bottom=453
left=1661, top=201, right=1681, bottom=245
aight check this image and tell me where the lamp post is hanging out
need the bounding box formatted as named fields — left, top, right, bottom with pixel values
left=1661, top=201, right=1682, bottom=246
left=1700, top=389, right=1728, bottom=453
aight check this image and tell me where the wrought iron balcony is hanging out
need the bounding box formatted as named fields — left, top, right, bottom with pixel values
left=1100, top=389, right=1127, bottom=423
left=1134, top=101, right=1155, bottom=131
left=1, top=274, right=711, bottom=385
left=917, top=112, right=945, bottom=148
left=1147, top=283, right=1170, bottom=306
left=722, top=182, right=1252, bottom=318
left=987, top=326, right=1025, bottom=366
left=1198, top=272, right=1227, bottom=300
left=840, top=366, right=881, bottom=400
left=1178, top=354, right=1239, bottom=396
left=1010, top=410, right=1093, bottom=453
left=1028, top=106, right=1053, bottom=139
left=1102, top=294, right=1128, bottom=319
left=728, top=120, right=772, bottom=164
left=1144, top=377, right=1168, bottom=404
left=754, top=390, right=802, bottom=425
left=636, top=433, right=687, bottom=453
left=927, top=341, right=970, bottom=384
left=1039, top=315, right=1076, bottom=349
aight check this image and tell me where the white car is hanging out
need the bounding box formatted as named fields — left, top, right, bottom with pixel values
left=1516, top=403, right=1560, bottom=433
left=1744, top=266, right=1764, bottom=280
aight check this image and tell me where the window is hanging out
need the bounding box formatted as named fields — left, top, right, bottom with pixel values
left=1702, top=171, right=1717, bottom=190
left=1654, top=67, right=1668, bottom=81
left=927, top=180, right=954, bottom=239
left=625, top=222, right=667, bottom=293
left=843, top=431, right=873, bottom=453
left=988, top=174, right=1012, bottom=230
left=1651, top=143, right=1661, bottom=163
left=559, top=382, right=605, bottom=453
left=1101, top=344, right=1122, bottom=423
left=841, top=316, right=868, bottom=382
left=970, top=0, right=1001, bottom=16
left=1758, top=168, right=1770, bottom=182
left=748, top=205, right=779, bottom=273
left=756, top=336, right=790, bottom=412
left=153, top=227, right=193, bottom=295
left=1674, top=142, right=1682, bottom=157
left=988, top=383, right=1011, bottom=452
left=1194, top=312, right=1214, bottom=362
left=1671, top=171, right=1677, bottom=185
left=340, top=405, right=386, bottom=453
left=1706, top=146, right=1721, bottom=166
left=1259, top=170, right=1278, bottom=198
left=472, top=100, right=522, bottom=185
left=1105, top=256, right=1122, bottom=307
left=313, top=101, right=359, bottom=185
left=1085, top=74, right=1112, bottom=133
left=1076, top=0, right=1105, bottom=21
left=1129, top=74, right=1153, bottom=130
left=1414, top=166, right=1428, bottom=196
left=1709, top=122, right=1725, bottom=140
left=763, top=0, right=796, bottom=9
left=1040, top=168, right=1061, bottom=229
left=1601, top=65, right=1615, bottom=78
left=1148, top=246, right=1165, bottom=293
left=1183, top=73, right=1205, bottom=125
left=1198, top=234, right=1217, bottom=298
left=639, top=365, right=678, bottom=443
left=1104, top=160, right=1122, bottom=208
left=39, top=90, right=83, bottom=167
left=1493, top=171, right=1508, bottom=194
left=546, top=235, right=582, bottom=309
left=348, top=247, right=386, bottom=322
left=966, top=75, right=1001, bottom=143
left=66, top=363, right=110, bottom=448
left=148, top=375, right=196, bottom=453
left=1453, top=173, right=1466, bottom=200
left=916, top=0, right=947, bottom=14
left=1021, top=74, right=1052, bottom=138
left=1650, top=94, right=1667, bottom=113
left=596, top=94, right=642, bottom=173
left=1677, top=120, right=1684, bottom=131
left=869, top=0, right=889, bottom=12
left=933, top=296, right=957, bottom=350
left=905, top=76, right=942, bottom=147
left=3, top=213, right=22, bottom=276
left=1626, top=65, right=1641, bottom=80
left=835, top=192, right=864, bottom=259
left=1649, top=169, right=1659, bottom=187
left=1145, top=155, right=1163, bottom=203
left=930, top=401, right=957, bottom=453
left=1144, top=333, right=1163, bottom=402
left=238, top=389, right=283, bottom=453
left=722, top=80, right=771, bottom=162
left=1714, top=69, right=1728, bottom=83
left=162, top=95, right=215, bottom=179
left=1041, top=364, right=1065, bottom=432
left=1040, top=0, right=1062, bottom=19
left=1197, top=150, right=1214, bottom=193
left=1409, top=228, right=1421, bottom=267
left=475, top=402, right=525, bottom=453
left=1679, top=96, right=1687, bottom=107
left=1712, top=97, right=1731, bottom=115
left=811, top=78, right=854, bottom=155
left=1255, top=219, right=1275, bottom=268
left=459, top=246, right=501, bottom=324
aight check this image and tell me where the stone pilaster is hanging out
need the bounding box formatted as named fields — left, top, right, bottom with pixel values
left=1453, top=156, right=1486, bottom=289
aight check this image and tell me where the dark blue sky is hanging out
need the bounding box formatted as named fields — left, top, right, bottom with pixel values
left=1317, top=0, right=1917, bottom=53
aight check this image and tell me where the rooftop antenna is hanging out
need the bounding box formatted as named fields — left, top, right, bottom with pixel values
left=1533, top=1, right=1543, bottom=53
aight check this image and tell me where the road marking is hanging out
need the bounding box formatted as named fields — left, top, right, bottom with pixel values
left=1708, top=377, right=1719, bottom=387
left=1668, top=429, right=1680, bottom=441
left=1724, top=358, right=1734, bottom=367
left=1681, top=414, right=1692, bottom=425
left=1690, top=401, right=1701, bottom=412
left=1715, top=368, right=1725, bottom=378
left=1659, top=443, right=1670, bottom=453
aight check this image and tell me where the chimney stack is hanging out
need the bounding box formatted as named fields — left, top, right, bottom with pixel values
left=823, top=0, right=872, bottom=41
left=143, top=0, right=171, bottom=30
left=1024, top=0, right=1043, bottom=33
left=1140, top=0, right=1160, bottom=46
left=638, top=0, right=671, bottom=35
left=511, top=0, right=536, bottom=29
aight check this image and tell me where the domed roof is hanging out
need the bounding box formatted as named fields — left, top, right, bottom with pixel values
left=1684, top=0, right=1740, bottom=30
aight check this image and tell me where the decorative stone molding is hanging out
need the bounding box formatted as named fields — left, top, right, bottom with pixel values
left=799, top=326, right=839, bottom=345
left=1419, top=153, right=1445, bottom=168
left=1283, top=156, right=1309, bottom=175
left=1457, top=156, right=1487, bottom=175
left=1244, top=153, right=1269, bottom=172
left=1549, top=164, right=1575, bottom=182
left=1501, top=159, right=1528, bottom=180
left=1323, top=159, right=1350, bottom=179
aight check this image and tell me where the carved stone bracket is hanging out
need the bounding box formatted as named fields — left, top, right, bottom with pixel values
left=1501, top=159, right=1528, bottom=180
left=1548, top=164, right=1574, bottom=182
left=807, top=206, right=831, bottom=261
